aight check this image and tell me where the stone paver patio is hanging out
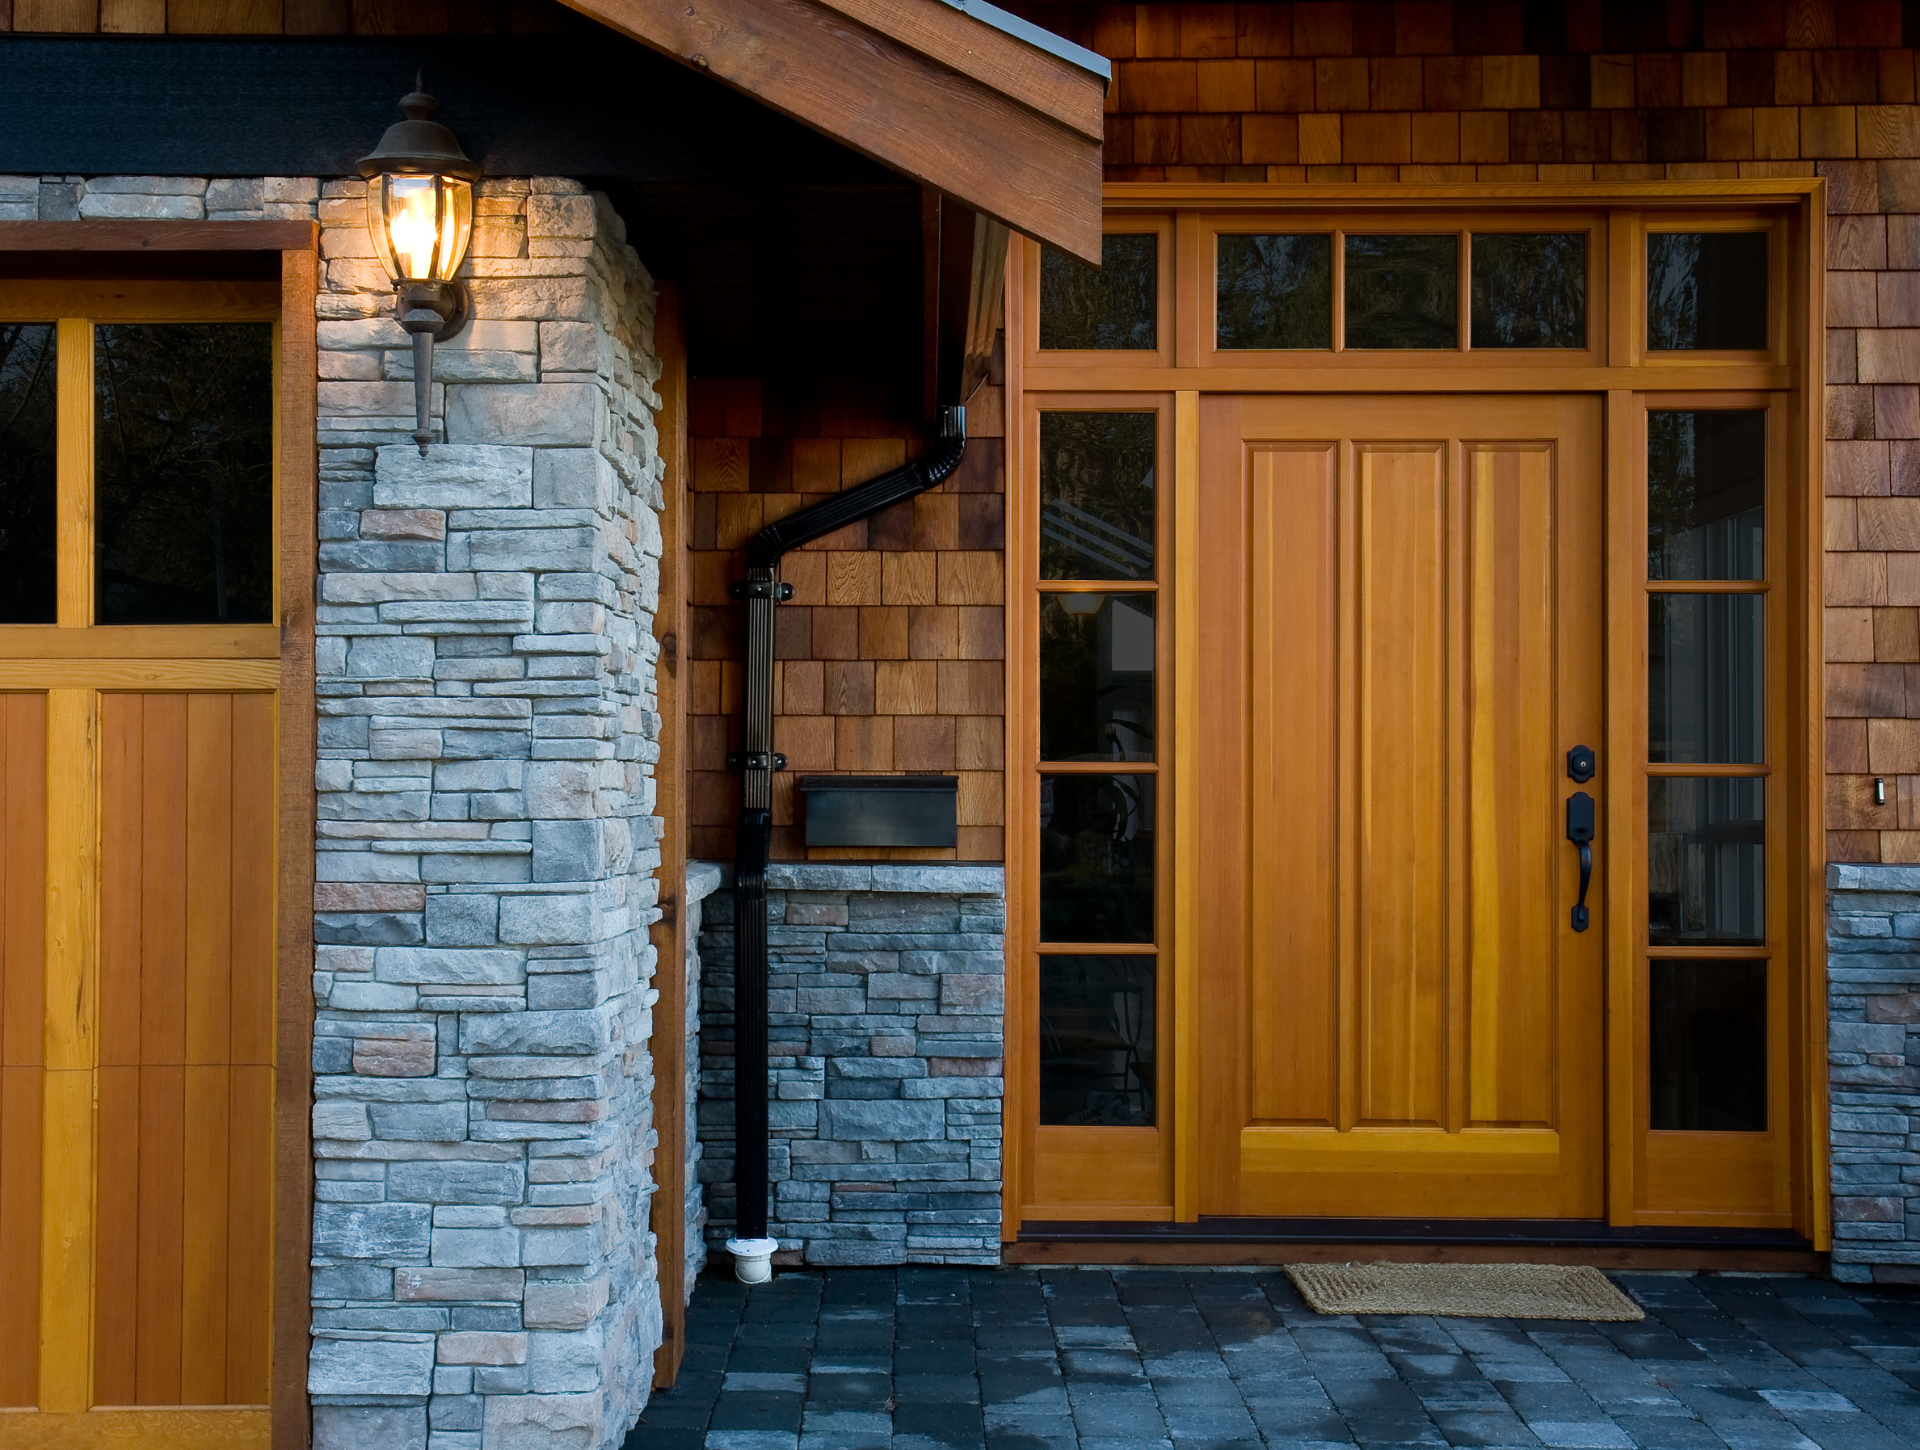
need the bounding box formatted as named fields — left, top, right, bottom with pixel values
left=622, top=1267, right=1920, bottom=1450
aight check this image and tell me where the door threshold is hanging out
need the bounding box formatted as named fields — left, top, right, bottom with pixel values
left=1008, top=1218, right=1820, bottom=1271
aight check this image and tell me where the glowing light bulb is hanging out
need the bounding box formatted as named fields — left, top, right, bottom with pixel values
left=387, top=176, right=441, bottom=281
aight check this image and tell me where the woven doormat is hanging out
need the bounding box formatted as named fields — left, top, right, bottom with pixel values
left=1285, top=1262, right=1644, bottom=1321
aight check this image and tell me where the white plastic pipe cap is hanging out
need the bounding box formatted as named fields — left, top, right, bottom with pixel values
left=727, top=1236, right=779, bottom=1285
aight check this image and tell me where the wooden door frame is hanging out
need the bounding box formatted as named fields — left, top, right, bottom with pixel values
left=1003, top=180, right=1827, bottom=1249
left=0, top=220, right=316, bottom=1450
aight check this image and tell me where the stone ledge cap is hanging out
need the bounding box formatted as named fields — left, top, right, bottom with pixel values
left=698, top=860, right=1006, bottom=895
left=687, top=860, right=724, bottom=903
left=1830, top=864, right=1920, bottom=893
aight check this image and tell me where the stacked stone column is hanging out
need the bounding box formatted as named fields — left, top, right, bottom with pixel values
left=305, top=178, right=668, bottom=1450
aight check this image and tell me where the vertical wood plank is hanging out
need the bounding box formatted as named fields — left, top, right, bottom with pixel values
left=1357, top=445, right=1449, bottom=1127
left=1801, top=194, right=1831, bottom=1250
left=54, top=318, right=91, bottom=629
left=649, top=283, right=690, bottom=1390
left=1465, top=446, right=1557, bottom=1127
left=1247, top=446, right=1339, bottom=1127
left=98, top=0, right=164, bottom=30
left=93, top=693, right=142, bottom=1405
left=166, top=0, right=283, bottom=32
left=38, top=685, right=98, bottom=1415
left=273, top=242, right=318, bottom=1450
left=0, top=693, right=47, bottom=1409
left=1604, top=390, right=1641, bottom=1226
left=1171, top=389, right=1199, bottom=1222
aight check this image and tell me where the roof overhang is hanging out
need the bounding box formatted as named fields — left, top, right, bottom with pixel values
left=562, top=0, right=1107, bottom=263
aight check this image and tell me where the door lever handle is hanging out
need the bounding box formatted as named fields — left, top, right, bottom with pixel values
left=1566, top=790, right=1595, bottom=932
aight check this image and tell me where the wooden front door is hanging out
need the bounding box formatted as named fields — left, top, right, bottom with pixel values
left=1192, top=393, right=1606, bottom=1219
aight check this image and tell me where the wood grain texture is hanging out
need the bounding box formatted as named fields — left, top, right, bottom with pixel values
left=560, top=0, right=1103, bottom=260
left=0, top=1406, right=270, bottom=1446
left=94, top=693, right=274, bottom=1407
left=0, top=223, right=314, bottom=254
left=0, top=696, right=47, bottom=1409
left=1203, top=394, right=1605, bottom=1220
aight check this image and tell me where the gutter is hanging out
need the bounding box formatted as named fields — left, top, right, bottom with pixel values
left=723, top=405, right=969, bottom=1283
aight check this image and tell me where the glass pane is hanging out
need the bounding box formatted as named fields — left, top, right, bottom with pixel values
left=1650, top=595, right=1764, bottom=764
left=95, top=323, right=274, bottom=625
left=1648, top=777, right=1764, bottom=947
left=1216, top=234, right=1332, bottom=349
left=1039, top=412, right=1155, bottom=581
left=1041, top=594, right=1155, bottom=762
left=1040, top=773, right=1154, bottom=943
left=1040, top=954, right=1156, bottom=1126
left=0, top=324, right=58, bottom=623
left=1343, top=234, right=1458, bottom=349
left=1648, top=232, right=1768, bottom=350
left=1651, top=960, right=1767, bottom=1131
left=1470, top=233, right=1587, bottom=348
left=1040, top=234, right=1157, bottom=350
left=1648, top=410, right=1764, bottom=581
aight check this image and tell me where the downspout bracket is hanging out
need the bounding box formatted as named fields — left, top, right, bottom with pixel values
left=727, top=752, right=788, bottom=772
left=730, top=580, right=795, bottom=601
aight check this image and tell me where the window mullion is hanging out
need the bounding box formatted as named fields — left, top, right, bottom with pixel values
left=54, top=316, right=92, bottom=629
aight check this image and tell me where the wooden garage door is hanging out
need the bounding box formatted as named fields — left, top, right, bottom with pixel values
left=0, top=288, right=282, bottom=1446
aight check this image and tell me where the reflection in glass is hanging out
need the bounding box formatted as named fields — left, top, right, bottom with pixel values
left=1040, top=954, right=1156, bottom=1125
left=1650, top=595, right=1763, bottom=764
left=1216, top=234, right=1332, bottom=349
left=1648, top=410, right=1764, bottom=580
left=95, top=323, right=274, bottom=625
left=0, top=324, right=57, bottom=622
left=1042, top=594, right=1155, bottom=762
left=1040, top=234, right=1158, bottom=350
left=1039, top=412, right=1155, bottom=580
left=1648, top=232, right=1768, bottom=350
left=1344, top=234, right=1458, bottom=349
left=1651, top=960, right=1767, bottom=1131
left=1470, top=233, right=1586, bottom=348
left=1649, top=777, right=1764, bottom=947
left=1040, top=773, right=1154, bottom=943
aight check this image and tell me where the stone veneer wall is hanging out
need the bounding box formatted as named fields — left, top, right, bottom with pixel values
left=695, top=863, right=1005, bottom=1265
left=1828, top=863, right=1920, bottom=1281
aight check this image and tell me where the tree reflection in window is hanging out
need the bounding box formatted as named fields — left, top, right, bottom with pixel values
left=1040, top=954, right=1156, bottom=1125
left=0, top=323, right=57, bottom=622
left=1648, top=232, right=1767, bottom=350
left=1039, top=234, right=1158, bottom=350
left=1470, top=233, right=1586, bottom=348
left=1039, top=412, right=1154, bottom=581
left=95, top=322, right=274, bottom=625
left=1039, top=773, right=1154, bottom=943
left=1344, top=234, right=1458, bottom=349
left=1216, top=234, right=1332, bottom=349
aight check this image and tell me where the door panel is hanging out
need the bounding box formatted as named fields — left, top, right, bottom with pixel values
left=1200, top=394, right=1604, bottom=1219
left=94, top=693, right=275, bottom=1407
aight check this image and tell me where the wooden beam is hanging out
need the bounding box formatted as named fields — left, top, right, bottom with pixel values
left=559, top=0, right=1102, bottom=263
left=0, top=220, right=317, bottom=251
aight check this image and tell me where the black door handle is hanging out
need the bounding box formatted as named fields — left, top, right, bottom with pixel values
left=1566, top=790, right=1594, bottom=932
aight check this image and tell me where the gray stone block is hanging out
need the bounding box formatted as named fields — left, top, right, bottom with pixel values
left=310, top=1336, right=436, bottom=1398
left=315, top=1202, right=432, bottom=1261
left=482, top=1392, right=604, bottom=1450
left=376, top=947, right=524, bottom=985
left=425, top=895, right=500, bottom=946
left=388, top=1161, right=527, bottom=1206
left=313, top=1403, right=428, bottom=1450
left=819, top=1099, right=944, bottom=1143
left=448, top=383, right=603, bottom=447
left=370, top=1102, right=470, bottom=1141
left=501, top=893, right=594, bottom=946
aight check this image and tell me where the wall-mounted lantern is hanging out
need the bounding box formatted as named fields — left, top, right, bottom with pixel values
left=358, top=80, right=479, bottom=455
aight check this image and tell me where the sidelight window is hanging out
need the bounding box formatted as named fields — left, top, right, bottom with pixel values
left=1033, top=406, right=1162, bottom=1129
left=1645, top=406, right=1771, bottom=1132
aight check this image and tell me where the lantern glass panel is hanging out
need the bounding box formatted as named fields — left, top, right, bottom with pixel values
left=369, top=174, right=473, bottom=284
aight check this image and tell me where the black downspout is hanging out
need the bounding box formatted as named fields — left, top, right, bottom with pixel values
left=727, top=404, right=968, bottom=1263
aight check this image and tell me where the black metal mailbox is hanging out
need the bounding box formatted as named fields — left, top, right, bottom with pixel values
left=797, top=775, right=958, bottom=848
